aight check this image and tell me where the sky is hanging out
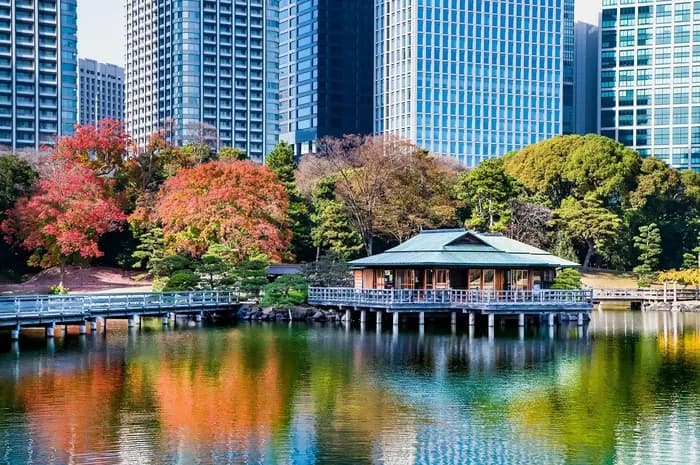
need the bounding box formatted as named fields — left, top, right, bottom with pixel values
left=77, top=0, right=603, bottom=67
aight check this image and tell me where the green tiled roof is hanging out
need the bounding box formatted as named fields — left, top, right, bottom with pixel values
left=350, top=229, right=579, bottom=269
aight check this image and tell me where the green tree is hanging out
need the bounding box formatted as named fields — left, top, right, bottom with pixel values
left=681, top=232, right=700, bottom=270
left=310, top=176, right=363, bottom=261
left=633, top=223, right=662, bottom=276
left=551, top=268, right=583, bottom=290
left=196, top=253, right=231, bottom=289
left=266, top=141, right=314, bottom=261
left=260, top=274, right=308, bottom=308
left=163, top=269, right=200, bottom=291
left=454, top=158, right=520, bottom=231
left=303, top=253, right=354, bottom=287
left=554, top=195, right=623, bottom=269
left=234, top=259, right=269, bottom=300
left=180, top=142, right=213, bottom=166
left=131, top=226, right=165, bottom=273
left=218, top=147, right=248, bottom=161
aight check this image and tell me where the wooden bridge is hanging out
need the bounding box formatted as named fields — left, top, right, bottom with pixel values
left=0, top=291, right=241, bottom=339
left=592, top=288, right=700, bottom=303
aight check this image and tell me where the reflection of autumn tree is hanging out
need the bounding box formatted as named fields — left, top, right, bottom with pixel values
left=17, top=361, right=126, bottom=458
left=125, top=328, right=309, bottom=459
left=507, top=336, right=698, bottom=464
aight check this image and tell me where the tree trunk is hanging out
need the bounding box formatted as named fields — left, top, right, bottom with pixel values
left=59, top=259, right=66, bottom=288
left=583, top=241, right=594, bottom=270
left=315, top=246, right=321, bottom=263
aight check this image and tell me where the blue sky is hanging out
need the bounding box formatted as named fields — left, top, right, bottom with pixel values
left=77, top=0, right=602, bottom=67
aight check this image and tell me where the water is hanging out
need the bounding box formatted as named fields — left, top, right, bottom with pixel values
left=0, top=311, right=698, bottom=465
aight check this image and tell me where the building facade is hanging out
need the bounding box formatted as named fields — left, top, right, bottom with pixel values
left=279, top=0, right=374, bottom=157
left=574, top=21, right=599, bottom=135
left=599, top=1, right=700, bottom=171
left=0, top=0, right=77, bottom=151
left=78, top=59, right=124, bottom=126
left=374, top=0, right=575, bottom=166
left=126, top=0, right=279, bottom=161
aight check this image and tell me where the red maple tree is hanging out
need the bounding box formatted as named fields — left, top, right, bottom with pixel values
left=1, top=158, right=127, bottom=286
left=55, top=118, right=130, bottom=176
left=155, top=160, right=291, bottom=262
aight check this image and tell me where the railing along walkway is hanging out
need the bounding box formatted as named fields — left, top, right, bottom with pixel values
left=0, top=291, right=239, bottom=327
left=308, top=288, right=594, bottom=313
left=593, top=288, right=700, bottom=302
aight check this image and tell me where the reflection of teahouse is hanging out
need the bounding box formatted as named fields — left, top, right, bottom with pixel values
left=348, top=229, right=578, bottom=292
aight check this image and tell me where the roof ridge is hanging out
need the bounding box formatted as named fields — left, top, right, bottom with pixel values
left=420, top=228, right=467, bottom=234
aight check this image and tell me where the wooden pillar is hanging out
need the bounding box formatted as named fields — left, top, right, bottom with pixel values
left=128, top=315, right=136, bottom=328
left=344, top=309, right=351, bottom=323
left=79, top=322, right=87, bottom=335
left=376, top=310, right=383, bottom=329
left=90, top=320, right=98, bottom=332
left=548, top=313, right=555, bottom=327
left=577, top=312, right=584, bottom=326
left=11, top=324, right=20, bottom=341
left=45, top=322, right=55, bottom=338
left=488, top=313, right=495, bottom=327
left=360, top=310, right=367, bottom=324
left=392, top=311, right=399, bottom=327
left=468, top=312, right=476, bottom=326
left=518, top=313, right=525, bottom=327
left=419, top=311, right=425, bottom=326
left=451, top=311, right=457, bottom=326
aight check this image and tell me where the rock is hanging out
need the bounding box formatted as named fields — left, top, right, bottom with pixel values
left=262, top=307, right=275, bottom=316
left=312, top=311, right=325, bottom=321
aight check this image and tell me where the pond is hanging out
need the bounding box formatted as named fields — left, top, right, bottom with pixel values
left=0, top=311, right=697, bottom=465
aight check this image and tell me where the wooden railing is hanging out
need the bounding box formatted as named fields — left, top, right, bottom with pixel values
left=592, top=288, right=700, bottom=301
left=308, top=288, right=594, bottom=309
left=0, top=291, right=239, bottom=317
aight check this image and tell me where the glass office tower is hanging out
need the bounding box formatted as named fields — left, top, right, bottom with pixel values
left=126, top=0, right=279, bottom=161
left=600, top=1, right=700, bottom=171
left=0, top=0, right=77, bottom=151
left=374, top=0, right=574, bottom=166
left=279, top=0, right=373, bottom=157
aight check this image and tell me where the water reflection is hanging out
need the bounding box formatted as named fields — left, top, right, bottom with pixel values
left=0, top=312, right=696, bottom=464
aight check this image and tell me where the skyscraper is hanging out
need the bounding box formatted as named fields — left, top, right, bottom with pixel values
left=374, top=0, right=575, bottom=166
left=125, top=0, right=279, bottom=161
left=78, top=59, right=124, bottom=126
left=599, top=1, right=700, bottom=171
left=278, top=0, right=374, bottom=157
left=0, top=0, right=78, bottom=152
left=574, top=21, right=599, bottom=135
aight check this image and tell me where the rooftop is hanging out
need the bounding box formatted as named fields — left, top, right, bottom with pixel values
left=350, top=229, right=579, bottom=269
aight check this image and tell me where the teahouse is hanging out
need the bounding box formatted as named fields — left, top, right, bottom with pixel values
left=348, top=229, right=578, bottom=291
left=307, top=229, right=593, bottom=328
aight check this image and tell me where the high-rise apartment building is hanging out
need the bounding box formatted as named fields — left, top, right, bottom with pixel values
left=125, top=0, right=279, bottom=161
left=278, top=0, right=374, bottom=157
left=600, top=1, right=700, bottom=171
left=574, top=21, right=599, bottom=135
left=78, top=59, right=124, bottom=126
left=374, top=0, right=575, bottom=166
left=0, top=0, right=77, bottom=151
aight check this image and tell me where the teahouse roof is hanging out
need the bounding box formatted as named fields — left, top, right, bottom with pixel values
left=349, top=229, right=579, bottom=269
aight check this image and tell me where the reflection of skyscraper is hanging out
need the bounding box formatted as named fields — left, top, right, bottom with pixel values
left=0, top=0, right=78, bottom=151
left=278, top=0, right=374, bottom=158
left=374, top=0, right=575, bottom=166
left=125, top=0, right=279, bottom=161
left=599, top=1, right=700, bottom=171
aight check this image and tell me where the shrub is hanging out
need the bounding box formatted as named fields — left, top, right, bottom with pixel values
left=163, top=270, right=199, bottom=291
left=260, top=274, right=308, bottom=308
left=551, top=268, right=583, bottom=289
left=49, top=284, right=69, bottom=295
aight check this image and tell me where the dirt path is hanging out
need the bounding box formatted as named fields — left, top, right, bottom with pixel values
left=0, top=266, right=153, bottom=295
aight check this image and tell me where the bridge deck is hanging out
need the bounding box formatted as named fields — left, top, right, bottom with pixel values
left=593, top=288, right=700, bottom=302
left=0, top=291, right=241, bottom=328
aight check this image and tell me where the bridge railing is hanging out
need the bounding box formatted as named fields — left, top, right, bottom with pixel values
left=0, top=290, right=240, bottom=316
left=308, top=287, right=593, bottom=308
left=592, top=288, right=700, bottom=301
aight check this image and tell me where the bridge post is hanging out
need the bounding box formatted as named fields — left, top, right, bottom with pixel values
left=162, top=315, right=168, bottom=326
left=419, top=312, right=425, bottom=326
left=79, top=322, right=87, bottom=335
left=376, top=310, right=383, bottom=330
left=577, top=313, right=584, bottom=326
left=11, top=324, right=20, bottom=341
left=128, top=315, right=136, bottom=328
left=451, top=311, right=457, bottom=326
left=487, top=313, right=495, bottom=328
left=518, top=313, right=525, bottom=327
left=548, top=313, right=555, bottom=327
left=45, top=322, right=55, bottom=338
left=468, top=312, right=476, bottom=327
left=392, top=311, right=399, bottom=327
left=90, top=320, right=97, bottom=332
left=360, top=310, right=367, bottom=324
left=195, top=312, right=203, bottom=322
left=344, top=309, right=351, bottom=323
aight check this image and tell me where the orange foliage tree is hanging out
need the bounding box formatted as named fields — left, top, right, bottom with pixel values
left=1, top=158, right=126, bottom=285
left=54, top=118, right=130, bottom=176
left=155, top=160, right=291, bottom=262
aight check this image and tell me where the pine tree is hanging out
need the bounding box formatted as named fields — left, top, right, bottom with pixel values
left=633, top=223, right=662, bottom=275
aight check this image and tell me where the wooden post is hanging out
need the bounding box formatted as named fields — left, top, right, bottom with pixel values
left=419, top=311, right=425, bottom=326
left=488, top=313, right=495, bottom=327
left=128, top=315, right=136, bottom=328
left=518, top=313, right=525, bottom=327
left=344, top=309, right=351, bottom=323
left=548, top=313, right=555, bottom=327
left=451, top=311, right=457, bottom=326
left=664, top=282, right=668, bottom=303
left=161, top=315, right=168, bottom=326
left=79, top=322, right=87, bottom=335
left=674, top=282, right=678, bottom=303
left=376, top=310, right=383, bottom=329
left=90, top=320, right=98, bottom=332
left=468, top=312, right=476, bottom=326
left=360, top=310, right=367, bottom=324
left=577, top=313, right=584, bottom=326
left=11, top=324, right=20, bottom=341
left=392, top=311, right=399, bottom=327
left=45, top=322, right=55, bottom=338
